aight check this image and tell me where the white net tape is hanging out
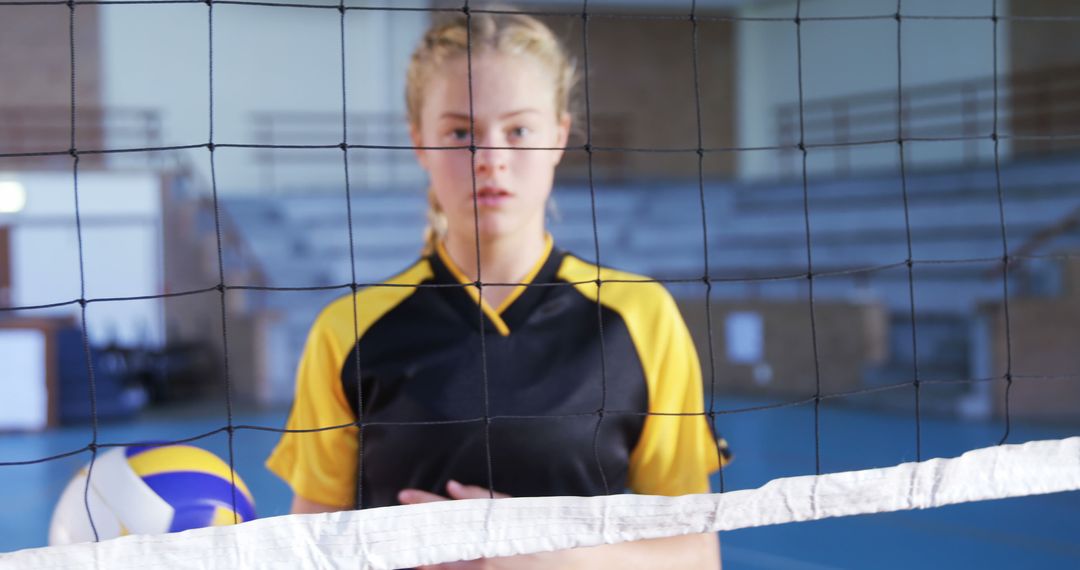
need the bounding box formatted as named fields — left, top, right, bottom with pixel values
left=4, top=437, right=1078, bottom=570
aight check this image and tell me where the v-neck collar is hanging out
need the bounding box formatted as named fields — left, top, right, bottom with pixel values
left=430, top=235, right=562, bottom=336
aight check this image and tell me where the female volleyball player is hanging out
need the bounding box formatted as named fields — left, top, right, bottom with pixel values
left=267, top=10, right=727, bottom=568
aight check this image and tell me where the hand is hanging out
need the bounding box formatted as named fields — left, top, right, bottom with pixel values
left=400, top=482, right=572, bottom=569
left=398, top=479, right=511, bottom=506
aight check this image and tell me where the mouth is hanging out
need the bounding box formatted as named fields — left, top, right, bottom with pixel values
left=474, top=186, right=511, bottom=206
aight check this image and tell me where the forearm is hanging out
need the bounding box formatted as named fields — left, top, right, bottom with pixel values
left=494, top=533, right=720, bottom=570
left=290, top=495, right=346, bottom=515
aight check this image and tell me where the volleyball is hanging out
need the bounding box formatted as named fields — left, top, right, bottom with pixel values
left=48, top=445, right=256, bottom=546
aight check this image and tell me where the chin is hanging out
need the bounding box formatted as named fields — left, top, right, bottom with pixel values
left=469, top=214, right=516, bottom=240
left=450, top=212, right=537, bottom=244
left=474, top=225, right=514, bottom=243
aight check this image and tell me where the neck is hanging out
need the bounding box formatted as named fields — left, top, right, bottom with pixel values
left=442, top=227, right=548, bottom=287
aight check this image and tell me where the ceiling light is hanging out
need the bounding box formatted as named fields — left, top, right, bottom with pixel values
left=0, top=181, right=27, bottom=214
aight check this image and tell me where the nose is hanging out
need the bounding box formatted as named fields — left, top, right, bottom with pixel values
left=474, top=131, right=509, bottom=176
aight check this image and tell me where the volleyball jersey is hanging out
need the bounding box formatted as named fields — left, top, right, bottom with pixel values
left=266, top=236, right=727, bottom=509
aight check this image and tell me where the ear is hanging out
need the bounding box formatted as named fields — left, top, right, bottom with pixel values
left=410, top=124, right=428, bottom=171
left=551, top=112, right=572, bottom=166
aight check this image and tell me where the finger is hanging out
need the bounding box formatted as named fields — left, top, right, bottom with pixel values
left=446, top=479, right=511, bottom=500
left=398, top=488, right=448, bottom=505
left=418, top=562, right=485, bottom=570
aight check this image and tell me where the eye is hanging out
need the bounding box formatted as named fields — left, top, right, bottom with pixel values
left=508, top=126, right=531, bottom=141
left=449, top=128, right=470, bottom=142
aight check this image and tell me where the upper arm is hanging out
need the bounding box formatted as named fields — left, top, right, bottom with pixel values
left=265, top=309, right=359, bottom=509
left=625, top=289, right=727, bottom=496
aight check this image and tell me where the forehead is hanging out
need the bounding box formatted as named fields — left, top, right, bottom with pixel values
left=423, top=52, right=558, bottom=118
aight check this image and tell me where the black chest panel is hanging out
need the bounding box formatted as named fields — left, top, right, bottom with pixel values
left=341, top=251, right=649, bottom=509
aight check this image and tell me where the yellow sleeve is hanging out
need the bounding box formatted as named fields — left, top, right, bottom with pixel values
left=264, top=302, right=359, bottom=509
left=265, top=260, right=433, bottom=508
left=625, top=287, right=725, bottom=496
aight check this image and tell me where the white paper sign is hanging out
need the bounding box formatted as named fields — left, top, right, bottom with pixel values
left=725, top=311, right=764, bottom=364
left=0, top=329, right=48, bottom=431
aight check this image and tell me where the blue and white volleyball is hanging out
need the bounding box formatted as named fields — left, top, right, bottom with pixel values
left=48, top=445, right=256, bottom=545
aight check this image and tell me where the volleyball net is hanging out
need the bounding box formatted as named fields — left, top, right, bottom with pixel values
left=2, top=0, right=1080, bottom=568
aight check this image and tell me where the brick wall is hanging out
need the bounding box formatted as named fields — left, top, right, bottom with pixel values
left=544, top=12, right=737, bottom=182
left=0, top=4, right=102, bottom=167
left=1008, top=0, right=1080, bottom=157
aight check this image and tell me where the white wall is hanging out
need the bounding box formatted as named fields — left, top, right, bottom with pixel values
left=2, top=171, right=164, bottom=346
left=99, top=0, right=431, bottom=194
left=736, top=0, right=1010, bottom=181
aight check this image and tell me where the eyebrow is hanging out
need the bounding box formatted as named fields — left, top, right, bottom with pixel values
left=438, top=109, right=542, bottom=121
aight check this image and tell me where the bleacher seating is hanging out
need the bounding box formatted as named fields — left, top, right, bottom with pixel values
left=220, top=153, right=1080, bottom=405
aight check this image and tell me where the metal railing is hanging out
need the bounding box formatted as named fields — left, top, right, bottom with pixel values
left=0, top=104, right=637, bottom=188
left=250, top=111, right=420, bottom=192
left=0, top=106, right=163, bottom=170
left=777, top=63, right=1080, bottom=178
left=14, top=65, right=1075, bottom=186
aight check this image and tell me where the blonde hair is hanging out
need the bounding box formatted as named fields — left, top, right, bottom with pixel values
left=407, top=8, right=577, bottom=256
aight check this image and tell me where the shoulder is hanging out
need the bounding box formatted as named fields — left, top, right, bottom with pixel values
left=309, top=258, right=434, bottom=347
left=555, top=253, right=680, bottom=325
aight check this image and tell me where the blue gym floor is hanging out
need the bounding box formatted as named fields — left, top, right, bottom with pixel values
left=1, top=397, right=1077, bottom=569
